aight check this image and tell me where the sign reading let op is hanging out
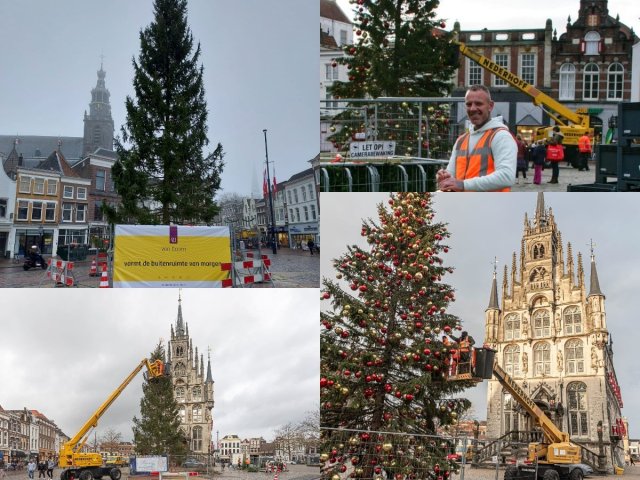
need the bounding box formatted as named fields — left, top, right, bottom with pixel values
left=114, top=225, right=231, bottom=288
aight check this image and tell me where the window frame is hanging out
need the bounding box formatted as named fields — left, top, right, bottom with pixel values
left=559, top=63, right=576, bottom=101
left=583, top=63, right=600, bottom=101
left=519, top=53, right=536, bottom=85
left=533, top=342, right=551, bottom=375
left=77, top=187, right=87, bottom=200
left=63, top=185, right=74, bottom=199
left=31, top=201, right=43, bottom=221
left=493, top=53, right=509, bottom=87
left=17, top=200, right=29, bottom=220
left=607, top=63, right=624, bottom=101
left=62, top=203, right=73, bottom=222
left=33, top=178, right=45, bottom=195
left=19, top=176, right=31, bottom=194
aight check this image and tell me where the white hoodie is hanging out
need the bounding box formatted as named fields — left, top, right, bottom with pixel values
left=445, top=116, right=517, bottom=191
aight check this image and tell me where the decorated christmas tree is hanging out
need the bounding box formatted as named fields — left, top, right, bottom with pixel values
left=320, top=192, right=473, bottom=480
left=327, top=0, right=458, bottom=159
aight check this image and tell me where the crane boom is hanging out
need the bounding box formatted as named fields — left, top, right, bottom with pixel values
left=59, top=358, right=164, bottom=475
left=65, top=358, right=164, bottom=451
left=492, top=363, right=569, bottom=444
left=457, top=42, right=590, bottom=129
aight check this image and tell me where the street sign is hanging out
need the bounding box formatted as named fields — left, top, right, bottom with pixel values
left=349, top=141, right=396, bottom=159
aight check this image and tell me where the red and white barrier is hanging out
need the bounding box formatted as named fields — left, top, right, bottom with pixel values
left=99, top=264, right=109, bottom=288
left=47, top=258, right=75, bottom=287
left=220, top=255, right=273, bottom=287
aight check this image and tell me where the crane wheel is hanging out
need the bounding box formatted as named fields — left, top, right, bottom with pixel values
left=569, top=469, right=584, bottom=480
left=504, top=466, right=518, bottom=480
left=79, top=471, right=93, bottom=480
left=109, top=468, right=121, bottom=480
left=542, top=470, right=560, bottom=480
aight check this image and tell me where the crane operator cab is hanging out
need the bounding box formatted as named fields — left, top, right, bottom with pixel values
left=446, top=345, right=496, bottom=382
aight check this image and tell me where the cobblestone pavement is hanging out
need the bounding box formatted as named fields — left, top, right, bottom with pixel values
left=0, top=248, right=319, bottom=288
left=511, top=160, right=608, bottom=192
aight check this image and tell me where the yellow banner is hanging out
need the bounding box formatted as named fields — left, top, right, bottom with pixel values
left=114, top=227, right=230, bottom=287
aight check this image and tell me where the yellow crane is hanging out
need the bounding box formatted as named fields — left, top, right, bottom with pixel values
left=58, top=358, right=165, bottom=480
left=448, top=347, right=592, bottom=480
left=456, top=42, right=594, bottom=161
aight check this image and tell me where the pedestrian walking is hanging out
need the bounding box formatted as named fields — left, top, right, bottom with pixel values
left=546, top=137, right=564, bottom=184
left=27, top=460, right=36, bottom=480
left=37, top=460, right=46, bottom=478
left=531, top=140, right=547, bottom=185
left=46, top=459, right=54, bottom=479
left=577, top=132, right=592, bottom=171
left=307, top=238, right=315, bottom=255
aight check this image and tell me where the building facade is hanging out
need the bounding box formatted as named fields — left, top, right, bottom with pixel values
left=484, top=193, right=625, bottom=471
left=320, top=0, right=353, bottom=153
left=284, top=168, right=319, bottom=248
left=219, top=434, right=241, bottom=464
left=1, top=65, right=118, bottom=258
left=453, top=0, right=638, bottom=144
left=168, top=295, right=214, bottom=454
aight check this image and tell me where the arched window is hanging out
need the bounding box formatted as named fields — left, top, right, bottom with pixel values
left=564, top=306, right=582, bottom=334
left=565, top=339, right=584, bottom=374
left=503, top=393, right=520, bottom=434
left=504, top=314, right=521, bottom=341
left=174, top=362, right=186, bottom=376
left=192, top=426, right=203, bottom=452
left=533, top=342, right=550, bottom=375
left=504, top=345, right=521, bottom=376
left=567, top=382, right=589, bottom=436
left=175, top=386, right=185, bottom=401
left=178, top=406, right=185, bottom=423
left=583, top=63, right=600, bottom=100
left=532, top=243, right=546, bottom=259
left=559, top=64, right=576, bottom=100
left=607, top=63, right=624, bottom=100
left=584, top=31, right=601, bottom=55
left=529, top=267, right=549, bottom=289
left=176, top=345, right=184, bottom=357
left=192, top=385, right=202, bottom=401
left=533, top=310, right=550, bottom=337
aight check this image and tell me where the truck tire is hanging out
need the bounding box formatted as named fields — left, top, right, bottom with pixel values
left=79, top=470, right=93, bottom=480
left=109, top=468, right=121, bottom=480
left=569, top=468, right=584, bottom=480
left=504, top=466, right=519, bottom=480
left=542, top=469, right=560, bottom=480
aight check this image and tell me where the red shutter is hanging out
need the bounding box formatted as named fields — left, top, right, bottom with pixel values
left=598, top=39, right=604, bottom=53
left=580, top=40, right=586, bottom=53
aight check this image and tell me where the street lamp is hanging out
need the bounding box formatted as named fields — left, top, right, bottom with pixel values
left=263, top=129, right=277, bottom=255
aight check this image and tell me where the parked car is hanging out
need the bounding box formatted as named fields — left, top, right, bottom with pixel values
left=182, top=458, right=206, bottom=469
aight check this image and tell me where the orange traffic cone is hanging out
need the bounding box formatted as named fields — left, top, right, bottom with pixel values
left=99, top=265, right=109, bottom=288
left=89, top=259, right=97, bottom=276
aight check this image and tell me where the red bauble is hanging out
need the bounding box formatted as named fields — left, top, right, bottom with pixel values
left=404, top=394, right=414, bottom=401
left=359, top=285, right=367, bottom=292
left=322, top=292, right=330, bottom=299
left=320, top=378, right=328, bottom=388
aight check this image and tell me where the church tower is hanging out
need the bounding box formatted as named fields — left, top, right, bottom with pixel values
left=168, top=294, right=215, bottom=454
left=82, top=61, right=115, bottom=155
left=484, top=193, right=625, bottom=471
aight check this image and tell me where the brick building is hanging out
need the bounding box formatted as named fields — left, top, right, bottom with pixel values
left=484, top=193, right=625, bottom=471
left=452, top=0, right=638, bottom=144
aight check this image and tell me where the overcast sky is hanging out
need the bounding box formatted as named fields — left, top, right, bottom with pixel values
left=321, top=192, right=640, bottom=438
left=0, top=0, right=317, bottom=197
left=0, top=289, right=318, bottom=444
left=336, top=0, right=639, bottom=38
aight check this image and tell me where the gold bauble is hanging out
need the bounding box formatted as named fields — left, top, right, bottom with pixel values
left=382, top=442, right=393, bottom=452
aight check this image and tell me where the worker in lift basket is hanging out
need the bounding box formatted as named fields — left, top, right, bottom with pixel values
left=449, top=331, right=475, bottom=373
left=437, top=84, right=517, bottom=192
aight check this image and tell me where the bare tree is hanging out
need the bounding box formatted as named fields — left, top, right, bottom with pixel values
left=100, top=428, right=123, bottom=454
